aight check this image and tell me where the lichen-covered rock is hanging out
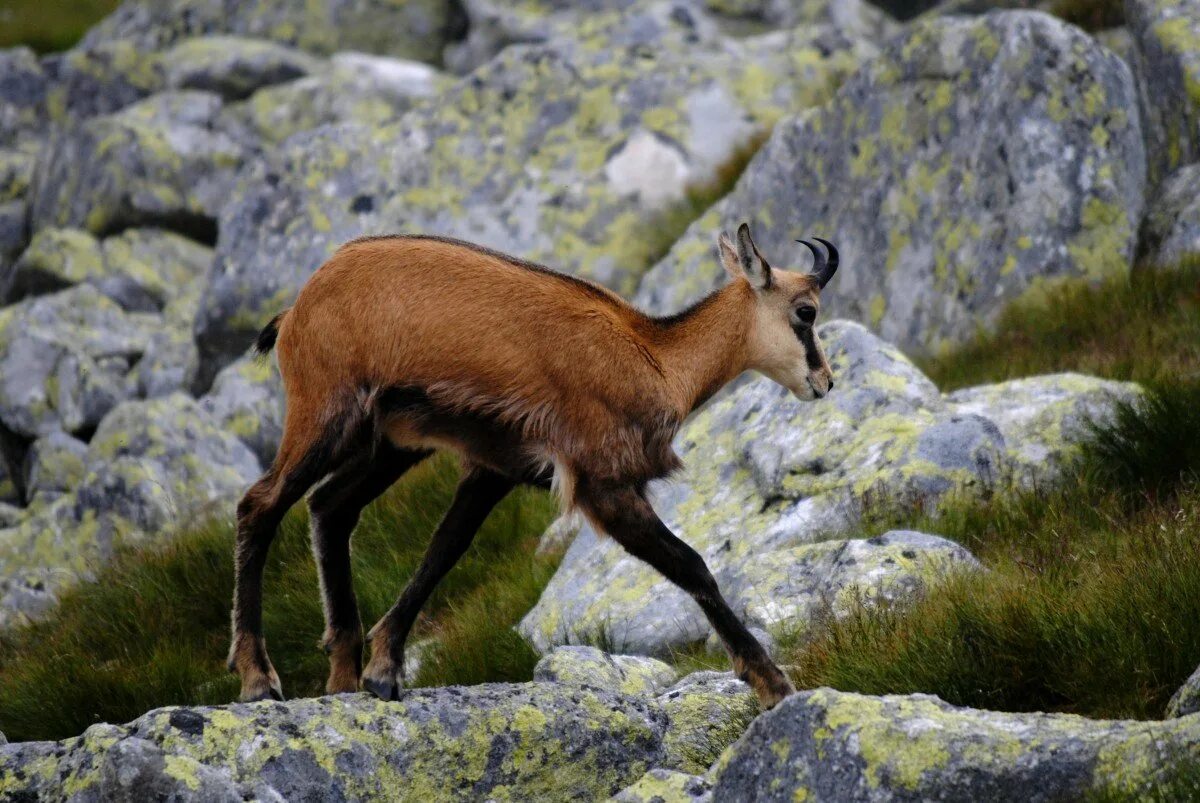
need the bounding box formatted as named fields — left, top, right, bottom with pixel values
left=195, top=8, right=873, bottom=369
left=707, top=687, right=1200, bottom=800
left=200, top=355, right=284, bottom=467
left=0, top=145, right=34, bottom=281
left=447, top=0, right=892, bottom=74
left=43, top=40, right=165, bottom=121
left=77, top=393, right=261, bottom=534
left=1126, top=0, right=1200, bottom=183
left=163, top=36, right=320, bottom=100
left=0, top=286, right=156, bottom=438
left=8, top=226, right=212, bottom=311
left=656, top=671, right=758, bottom=774
left=0, top=684, right=668, bottom=801
left=534, top=646, right=678, bottom=695
left=637, top=10, right=1146, bottom=354
left=946, top=372, right=1138, bottom=479
left=0, top=393, right=259, bottom=626
left=80, top=0, right=464, bottom=63
left=612, top=768, right=712, bottom=802
left=1168, top=663, right=1200, bottom=717
left=0, top=463, right=17, bottom=507
left=30, top=90, right=245, bottom=237
left=221, top=52, right=446, bottom=145
left=5, top=227, right=106, bottom=303
left=1138, top=162, right=1200, bottom=267
left=24, top=431, right=88, bottom=505
left=520, top=321, right=1138, bottom=655
left=703, top=0, right=895, bottom=34
left=0, top=47, right=48, bottom=147
left=731, top=530, right=981, bottom=633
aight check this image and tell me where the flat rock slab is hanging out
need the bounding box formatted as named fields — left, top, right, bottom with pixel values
left=0, top=683, right=667, bottom=801
left=708, top=687, right=1200, bottom=801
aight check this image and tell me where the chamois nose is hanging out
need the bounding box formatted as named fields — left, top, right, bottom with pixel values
left=828, top=378, right=834, bottom=391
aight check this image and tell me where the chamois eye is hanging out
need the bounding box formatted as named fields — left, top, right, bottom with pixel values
left=795, top=305, right=817, bottom=325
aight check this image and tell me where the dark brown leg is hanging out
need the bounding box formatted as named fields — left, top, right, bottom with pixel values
left=362, top=465, right=514, bottom=700
left=228, top=455, right=328, bottom=702
left=578, top=481, right=795, bottom=709
left=307, top=446, right=431, bottom=694
left=228, top=399, right=374, bottom=703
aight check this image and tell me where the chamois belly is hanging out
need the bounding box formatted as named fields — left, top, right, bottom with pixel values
left=377, top=385, right=550, bottom=483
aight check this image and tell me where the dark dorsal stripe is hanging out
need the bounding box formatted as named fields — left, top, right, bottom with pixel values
left=348, top=234, right=620, bottom=308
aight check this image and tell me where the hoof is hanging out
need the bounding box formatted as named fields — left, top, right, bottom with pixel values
left=755, top=671, right=796, bottom=711
left=362, top=672, right=402, bottom=702
left=239, top=673, right=284, bottom=703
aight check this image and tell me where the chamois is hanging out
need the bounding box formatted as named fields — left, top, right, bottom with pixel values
left=229, top=223, right=838, bottom=709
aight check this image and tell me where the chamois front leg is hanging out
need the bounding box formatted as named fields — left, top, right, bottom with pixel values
left=308, top=446, right=431, bottom=694
left=362, top=466, right=514, bottom=700
left=578, top=481, right=795, bottom=709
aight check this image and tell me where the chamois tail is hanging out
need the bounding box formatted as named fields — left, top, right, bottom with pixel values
left=253, top=310, right=289, bottom=357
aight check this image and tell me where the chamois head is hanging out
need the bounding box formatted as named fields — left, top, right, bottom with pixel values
left=718, top=223, right=836, bottom=401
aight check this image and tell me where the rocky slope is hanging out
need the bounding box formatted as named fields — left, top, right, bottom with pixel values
left=3, top=0, right=1200, bottom=799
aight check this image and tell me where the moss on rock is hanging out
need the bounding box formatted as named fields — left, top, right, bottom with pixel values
left=708, top=687, right=1200, bottom=800
left=636, top=10, right=1146, bottom=355
left=0, top=684, right=668, bottom=801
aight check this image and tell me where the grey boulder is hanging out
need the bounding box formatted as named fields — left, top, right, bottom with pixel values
left=0, top=393, right=259, bottom=628
left=636, top=10, right=1146, bottom=354
left=1138, top=162, right=1200, bottom=267
left=199, top=355, right=284, bottom=467
left=534, top=645, right=678, bottom=695
left=1168, top=662, right=1200, bottom=717
left=0, top=684, right=667, bottom=800
left=220, top=52, right=446, bottom=146
left=195, top=6, right=873, bottom=370
left=0, top=47, right=48, bottom=147
left=0, top=286, right=155, bottom=439
left=30, top=90, right=245, bottom=238
left=80, top=0, right=465, bottom=63
left=163, top=35, right=321, bottom=101
left=708, top=687, right=1200, bottom=800
left=1126, top=0, right=1200, bottom=184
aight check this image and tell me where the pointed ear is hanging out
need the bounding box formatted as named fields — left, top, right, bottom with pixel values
left=736, top=222, right=771, bottom=290
left=718, top=233, right=741, bottom=280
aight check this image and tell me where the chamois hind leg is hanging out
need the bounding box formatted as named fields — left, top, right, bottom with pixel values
left=307, top=445, right=432, bottom=694
left=577, top=480, right=795, bottom=710
left=362, top=465, right=514, bottom=701
left=229, top=403, right=356, bottom=702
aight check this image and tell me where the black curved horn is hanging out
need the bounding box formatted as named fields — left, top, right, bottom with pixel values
left=796, top=238, right=826, bottom=285
left=813, top=237, right=838, bottom=288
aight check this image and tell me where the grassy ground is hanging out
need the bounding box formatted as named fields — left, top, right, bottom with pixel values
left=922, top=262, right=1200, bottom=389
left=0, top=456, right=558, bottom=742
left=786, top=384, right=1200, bottom=719
left=0, top=0, right=119, bottom=53
left=778, top=262, right=1200, bottom=721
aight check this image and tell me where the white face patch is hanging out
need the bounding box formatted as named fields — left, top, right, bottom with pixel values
left=746, top=268, right=833, bottom=401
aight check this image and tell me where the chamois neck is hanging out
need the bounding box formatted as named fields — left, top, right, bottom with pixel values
left=651, top=282, right=753, bottom=416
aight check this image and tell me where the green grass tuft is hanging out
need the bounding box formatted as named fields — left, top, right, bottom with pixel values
left=921, top=262, right=1200, bottom=390
left=782, top=255, right=1200, bottom=721
left=0, top=456, right=558, bottom=742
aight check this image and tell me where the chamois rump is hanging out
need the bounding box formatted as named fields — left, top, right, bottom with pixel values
left=229, top=223, right=838, bottom=709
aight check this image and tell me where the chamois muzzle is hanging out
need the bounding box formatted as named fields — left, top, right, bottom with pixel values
left=796, top=237, right=839, bottom=289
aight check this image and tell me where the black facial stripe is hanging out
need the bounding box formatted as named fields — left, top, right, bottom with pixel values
left=794, top=324, right=825, bottom=372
